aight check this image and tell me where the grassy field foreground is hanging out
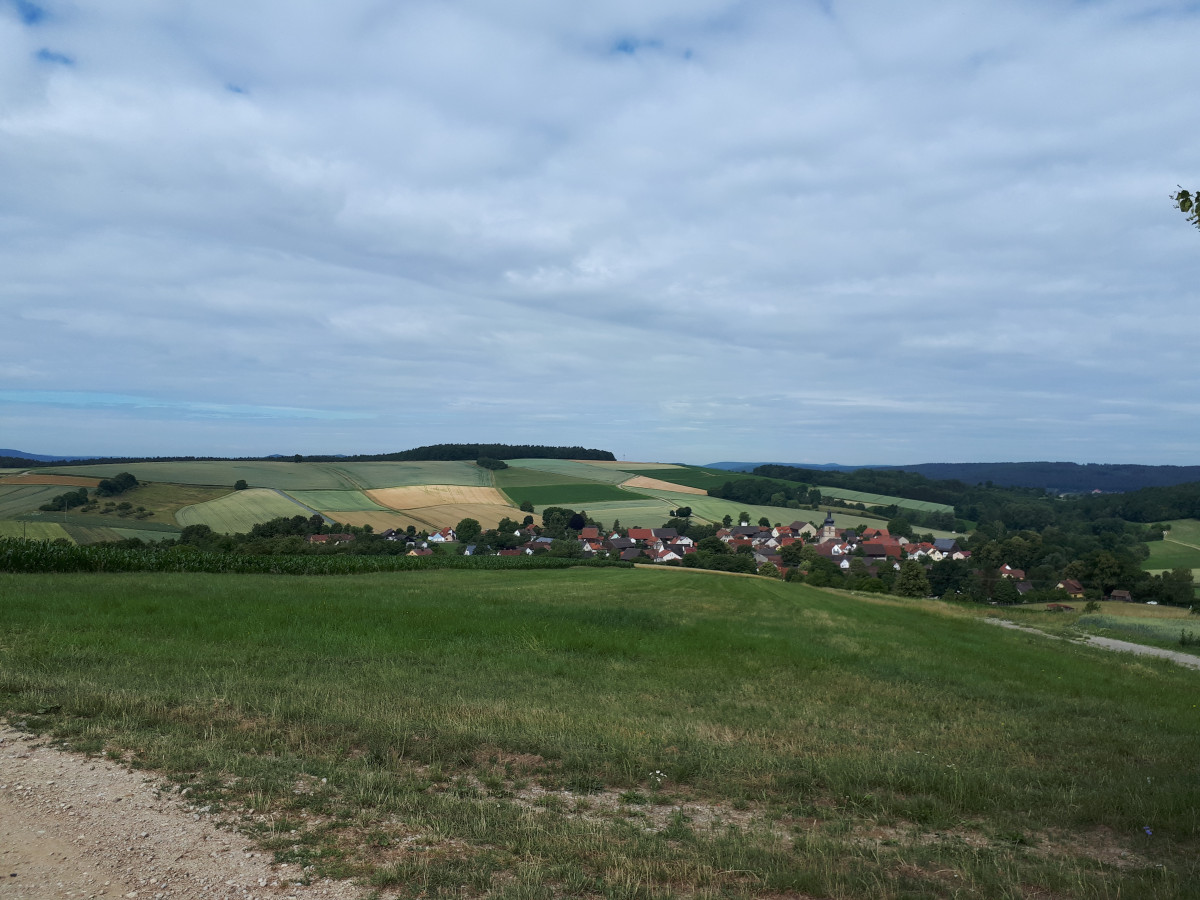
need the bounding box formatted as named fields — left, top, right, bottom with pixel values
left=0, top=569, right=1197, bottom=899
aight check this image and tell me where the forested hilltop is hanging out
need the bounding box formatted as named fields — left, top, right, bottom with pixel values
left=0, top=443, right=614, bottom=468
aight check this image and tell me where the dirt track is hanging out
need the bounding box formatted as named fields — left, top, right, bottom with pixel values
left=985, top=619, right=1200, bottom=670
left=0, top=723, right=362, bottom=900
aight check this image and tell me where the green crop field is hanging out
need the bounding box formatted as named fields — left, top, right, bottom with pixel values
left=58, top=524, right=177, bottom=544
left=284, top=490, right=389, bottom=513
left=0, top=520, right=71, bottom=541
left=492, top=466, right=611, bottom=488
left=501, top=459, right=635, bottom=484
left=175, top=488, right=314, bottom=533
left=561, top=498, right=677, bottom=530
left=815, top=487, right=954, bottom=514
left=0, top=484, right=62, bottom=518
left=1, top=569, right=1196, bottom=898
left=42, top=460, right=360, bottom=490
left=19, top=511, right=182, bottom=532
left=494, top=465, right=651, bottom=506
left=319, top=461, right=493, bottom=489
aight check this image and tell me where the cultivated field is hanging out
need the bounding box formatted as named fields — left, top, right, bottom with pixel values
left=319, top=461, right=493, bottom=489
left=0, top=521, right=71, bottom=541
left=619, top=475, right=707, bottom=495
left=0, top=484, right=62, bottom=518
left=60, top=524, right=179, bottom=544
left=0, top=472, right=102, bottom=487
left=367, top=485, right=511, bottom=509
left=1, top=569, right=1196, bottom=898
left=502, top=459, right=636, bottom=484
left=815, top=486, right=955, bottom=514
left=43, top=460, right=359, bottom=490
left=323, top=511, right=439, bottom=533
left=175, top=488, right=315, bottom=533
left=576, top=460, right=684, bottom=470
left=285, top=490, right=391, bottom=513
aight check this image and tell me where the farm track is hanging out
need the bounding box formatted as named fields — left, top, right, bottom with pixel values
left=271, top=489, right=334, bottom=525
left=985, top=619, right=1200, bottom=671
left=0, top=723, right=361, bottom=900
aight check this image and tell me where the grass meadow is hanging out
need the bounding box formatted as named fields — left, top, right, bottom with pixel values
left=503, top=460, right=639, bottom=485
left=0, top=483, right=62, bottom=517
left=1145, top=521, right=1200, bottom=571
left=1, top=569, right=1196, bottom=898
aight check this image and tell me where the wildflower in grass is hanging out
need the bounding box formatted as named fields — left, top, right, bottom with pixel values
left=1144, top=826, right=1153, bottom=836
left=649, top=769, right=666, bottom=788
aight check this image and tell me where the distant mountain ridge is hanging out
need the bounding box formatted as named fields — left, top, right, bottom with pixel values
left=0, top=448, right=94, bottom=462
left=708, top=461, right=1200, bottom=494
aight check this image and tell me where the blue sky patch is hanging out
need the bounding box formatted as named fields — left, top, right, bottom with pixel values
left=611, top=36, right=663, bottom=55
left=11, top=0, right=47, bottom=26
left=35, top=47, right=73, bottom=66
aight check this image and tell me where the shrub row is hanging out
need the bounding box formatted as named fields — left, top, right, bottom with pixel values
left=0, top=538, right=635, bottom=576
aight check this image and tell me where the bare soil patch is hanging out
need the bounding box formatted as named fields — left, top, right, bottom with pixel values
left=0, top=473, right=102, bottom=487
left=0, top=722, right=362, bottom=900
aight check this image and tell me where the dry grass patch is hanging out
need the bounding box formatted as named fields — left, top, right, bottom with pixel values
left=620, top=475, right=707, bottom=495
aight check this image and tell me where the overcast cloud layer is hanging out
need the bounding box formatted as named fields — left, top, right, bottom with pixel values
left=3, top=0, right=1199, bottom=464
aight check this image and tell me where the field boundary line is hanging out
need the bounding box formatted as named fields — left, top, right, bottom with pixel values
left=273, top=489, right=334, bottom=525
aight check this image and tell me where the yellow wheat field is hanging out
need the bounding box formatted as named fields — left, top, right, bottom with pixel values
left=619, top=475, right=707, bottom=495
left=367, top=485, right=510, bottom=509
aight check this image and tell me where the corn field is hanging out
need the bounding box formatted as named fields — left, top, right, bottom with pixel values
left=0, top=538, right=633, bottom=575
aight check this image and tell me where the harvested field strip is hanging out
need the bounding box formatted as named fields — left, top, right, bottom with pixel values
left=0, top=473, right=101, bottom=487
left=175, top=488, right=314, bottom=533
left=620, top=475, right=707, bottom=495
left=367, top=485, right=511, bottom=510
left=0, top=485, right=62, bottom=518
left=407, top=503, right=517, bottom=530
left=284, top=490, right=388, bottom=512
left=0, top=521, right=71, bottom=541
left=322, top=510, right=438, bottom=532
left=501, top=459, right=633, bottom=484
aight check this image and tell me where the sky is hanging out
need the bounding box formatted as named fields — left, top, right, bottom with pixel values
left=2, top=0, right=1199, bottom=465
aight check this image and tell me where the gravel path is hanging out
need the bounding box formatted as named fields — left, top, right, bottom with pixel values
left=0, top=723, right=364, bottom=900
left=985, top=618, right=1200, bottom=670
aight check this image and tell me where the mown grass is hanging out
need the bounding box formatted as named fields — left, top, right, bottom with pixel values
left=1145, top=540, right=1200, bottom=571
left=1, top=569, right=1197, bottom=898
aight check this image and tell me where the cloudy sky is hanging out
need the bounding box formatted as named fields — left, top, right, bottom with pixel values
left=2, top=1, right=1198, bottom=465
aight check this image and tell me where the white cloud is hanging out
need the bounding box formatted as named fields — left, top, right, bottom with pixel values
left=1, top=1, right=1199, bottom=462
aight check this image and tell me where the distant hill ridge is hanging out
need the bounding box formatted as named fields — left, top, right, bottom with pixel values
left=709, top=461, right=1200, bottom=494
left=1, top=443, right=615, bottom=468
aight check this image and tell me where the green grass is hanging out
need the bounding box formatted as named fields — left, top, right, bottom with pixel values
left=175, top=488, right=314, bottom=532
left=0, top=484, right=62, bottom=517
left=1144, top=520, right=1200, bottom=571
left=813, top=487, right=954, bottom=514
left=284, top=490, right=389, bottom=513
left=1145, top=540, right=1200, bottom=570
left=1, top=570, right=1196, bottom=898
left=1075, top=614, right=1200, bottom=656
